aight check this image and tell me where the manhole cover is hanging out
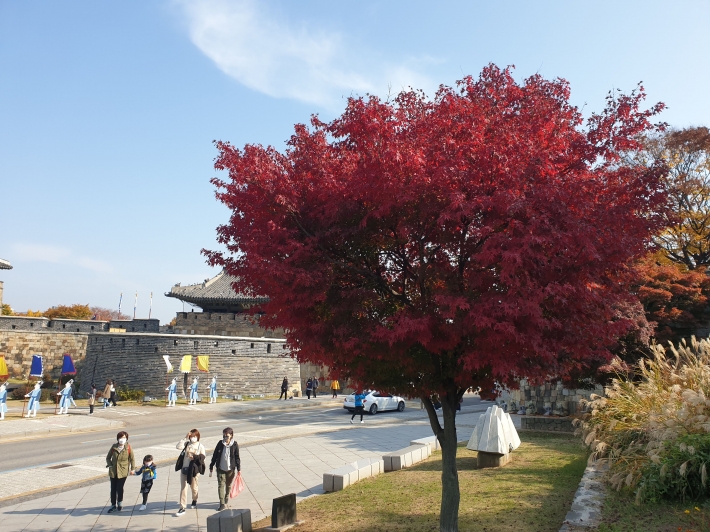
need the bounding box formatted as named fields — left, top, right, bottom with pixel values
left=47, top=464, right=73, bottom=470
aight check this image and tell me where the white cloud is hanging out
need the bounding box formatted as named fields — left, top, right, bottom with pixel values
left=173, top=0, right=435, bottom=108
left=11, top=243, right=113, bottom=273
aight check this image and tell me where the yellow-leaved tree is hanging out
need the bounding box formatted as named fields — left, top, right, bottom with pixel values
left=642, top=127, right=710, bottom=270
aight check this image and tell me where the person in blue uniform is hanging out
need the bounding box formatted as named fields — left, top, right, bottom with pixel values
left=25, top=381, right=42, bottom=418
left=208, top=377, right=218, bottom=404
left=166, top=378, right=177, bottom=407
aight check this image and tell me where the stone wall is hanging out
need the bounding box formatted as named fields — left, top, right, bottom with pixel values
left=299, top=362, right=353, bottom=396
left=48, top=319, right=109, bottom=333
left=519, top=416, right=574, bottom=433
left=0, top=316, right=49, bottom=331
left=108, top=319, right=160, bottom=333
left=78, top=332, right=301, bottom=398
left=171, top=311, right=284, bottom=338
left=501, top=379, right=603, bottom=416
left=0, top=329, right=89, bottom=379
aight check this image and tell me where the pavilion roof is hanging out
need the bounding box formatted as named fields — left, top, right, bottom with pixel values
left=0, top=258, right=12, bottom=270
left=165, top=270, right=268, bottom=311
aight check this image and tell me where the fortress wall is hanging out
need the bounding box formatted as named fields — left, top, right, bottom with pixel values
left=172, top=311, right=284, bottom=338
left=79, top=333, right=301, bottom=398
left=0, top=330, right=89, bottom=378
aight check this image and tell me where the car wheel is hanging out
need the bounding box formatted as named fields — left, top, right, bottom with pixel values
left=369, top=404, right=378, bottom=415
left=397, top=401, right=405, bottom=412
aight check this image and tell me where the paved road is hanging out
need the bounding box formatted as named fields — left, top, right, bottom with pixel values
left=0, top=395, right=487, bottom=473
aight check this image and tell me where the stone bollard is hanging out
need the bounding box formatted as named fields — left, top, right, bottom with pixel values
left=206, top=508, right=252, bottom=532
left=263, top=493, right=304, bottom=530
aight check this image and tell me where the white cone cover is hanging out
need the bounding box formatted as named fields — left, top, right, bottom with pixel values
left=467, top=405, right=521, bottom=455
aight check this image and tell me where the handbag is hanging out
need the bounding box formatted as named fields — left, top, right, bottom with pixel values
left=229, top=471, right=245, bottom=499
left=175, top=443, right=188, bottom=472
left=181, top=466, right=190, bottom=476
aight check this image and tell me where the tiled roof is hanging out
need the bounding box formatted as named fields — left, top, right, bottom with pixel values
left=165, top=271, right=268, bottom=309
left=0, top=258, right=12, bottom=270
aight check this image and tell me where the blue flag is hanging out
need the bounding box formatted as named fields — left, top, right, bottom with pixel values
left=29, top=355, right=43, bottom=377
left=61, top=354, right=76, bottom=375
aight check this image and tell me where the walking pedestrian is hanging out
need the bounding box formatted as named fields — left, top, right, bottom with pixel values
left=312, top=376, right=319, bottom=398
left=103, top=380, right=111, bottom=408
left=330, top=379, right=340, bottom=398
left=87, top=383, right=97, bottom=415
left=209, top=427, right=241, bottom=511
left=105, top=431, right=135, bottom=513
left=132, top=454, right=157, bottom=511
left=305, top=377, right=313, bottom=399
left=350, top=390, right=366, bottom=424
left=110, top=381, right=118, bottom=407
left=174, top=429, right=206, bottom=516
left=279, top=377, right=288, bottom=400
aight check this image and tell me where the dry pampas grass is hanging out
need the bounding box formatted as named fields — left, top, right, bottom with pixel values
left=576, top=336, right=710, bottom=502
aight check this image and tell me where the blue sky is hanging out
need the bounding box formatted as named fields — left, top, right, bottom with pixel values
left=1, top=0, right=709, bottom=323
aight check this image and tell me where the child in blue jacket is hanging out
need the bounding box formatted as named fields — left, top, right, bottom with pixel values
left=132, top=455, right=157, bottom=510
left=350, top=391, right=367, bottom=424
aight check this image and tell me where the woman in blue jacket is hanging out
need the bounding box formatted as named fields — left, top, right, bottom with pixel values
left=350, top=390, right=367, bottom=424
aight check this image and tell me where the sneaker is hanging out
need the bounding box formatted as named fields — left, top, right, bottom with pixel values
left=350, top=419, right=353, bottom=424
left=117, top=505, right=122, bottom=512
left=175, top=507, right=186, bottom=516
left=139, top=505, right=147, bottom=511
left=360, top=420, right=364, bottom=424
left=218, top=504, right=227, bottom=511
left=107, top=506, right=117, bottom=514
left=191, top=500, right=197, bottom=508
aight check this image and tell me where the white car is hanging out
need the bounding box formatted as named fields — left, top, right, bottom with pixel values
left=343, top=390, right=406, bottom=415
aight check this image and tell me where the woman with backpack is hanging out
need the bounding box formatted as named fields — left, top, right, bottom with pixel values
left=105, top=431, right=135, bottom=513
left=305, top=377, right=313, bottom=399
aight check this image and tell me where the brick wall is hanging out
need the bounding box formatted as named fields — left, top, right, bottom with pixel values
left=172, top=311, right=284, bottom=338
left=78, top=333, right=301, bottom=398
left=501, top=378, right=603, bottom=415
left=0, top=316, right=49, bottom=331
left=0, top=329, right=89, bottom=378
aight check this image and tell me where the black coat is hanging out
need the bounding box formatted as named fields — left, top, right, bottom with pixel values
left=281, top=379, right=288, bottom=391
left=186, top=454, right=205, bottom=485
left=210, top=440, right=241, bottom=473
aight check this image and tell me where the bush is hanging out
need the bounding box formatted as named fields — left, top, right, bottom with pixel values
left=117, top=385, right=144, bottom=402
left=11, top=385, right=53, bottom=402
left=577, top=337, right=710, bottom=503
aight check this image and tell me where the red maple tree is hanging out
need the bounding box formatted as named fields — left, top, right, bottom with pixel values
left=634, top=254, right=710, bottom=344
left=206, top=65, right=668, bottom=531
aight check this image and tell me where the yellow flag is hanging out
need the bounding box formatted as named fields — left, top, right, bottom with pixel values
left=179, top=355, right=192, bottom=373
left=197, top=356, right=209, bottom=372
left=0, top=355, right=7, bottom=379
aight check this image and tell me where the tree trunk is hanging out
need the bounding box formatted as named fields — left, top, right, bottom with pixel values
left=422, top=393, right=460, bottom=532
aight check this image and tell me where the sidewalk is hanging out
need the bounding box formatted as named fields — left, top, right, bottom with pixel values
left=0, top=412, right=485, bottom=531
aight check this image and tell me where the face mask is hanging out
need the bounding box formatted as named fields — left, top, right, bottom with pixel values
left=223, top=436, right=231, bottom=444
left=190, top=437, right=198, bottom=443
left=144, top=462, right=152, bottom=467
left=118, top=438, right=127, bottom=445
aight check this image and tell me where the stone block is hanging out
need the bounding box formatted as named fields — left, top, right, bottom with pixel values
left=272, top=493, right=297, bottom=529
left=411, top=435, right=440, bottom=453
left=383, top=445, right=430, bottom=471
left=477, top=451, right=512, bottom=468
left=207, top=508, right=252, bottom=532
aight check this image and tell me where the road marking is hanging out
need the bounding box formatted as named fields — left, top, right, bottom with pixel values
left=81, top=433, right=150, bottom=444
left=206, top=420, right=231, bottom=423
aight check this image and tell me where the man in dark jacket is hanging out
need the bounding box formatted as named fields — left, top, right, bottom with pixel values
left=209, top=427, right=241, bottom=511
left=279, top=377, right=289, bottom=400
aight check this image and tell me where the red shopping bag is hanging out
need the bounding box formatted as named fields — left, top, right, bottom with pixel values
left=229, top=471, right=245, bottom=499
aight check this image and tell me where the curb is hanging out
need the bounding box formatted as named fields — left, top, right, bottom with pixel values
left=559, top=461, right=608, bottom=531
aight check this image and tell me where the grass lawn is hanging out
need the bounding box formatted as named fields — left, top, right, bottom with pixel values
left=253, top=432, right=588, bottom=532
left=598, top=490, right=710, bottom=532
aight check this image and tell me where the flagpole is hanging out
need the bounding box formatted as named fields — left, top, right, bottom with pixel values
left=118, top=292, right=123, bottom=319
left=133, top=292, right=138, bottom=319
left=21, top=371, right=30, bottom=418
left=149, top=292, right=153, bottom=320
